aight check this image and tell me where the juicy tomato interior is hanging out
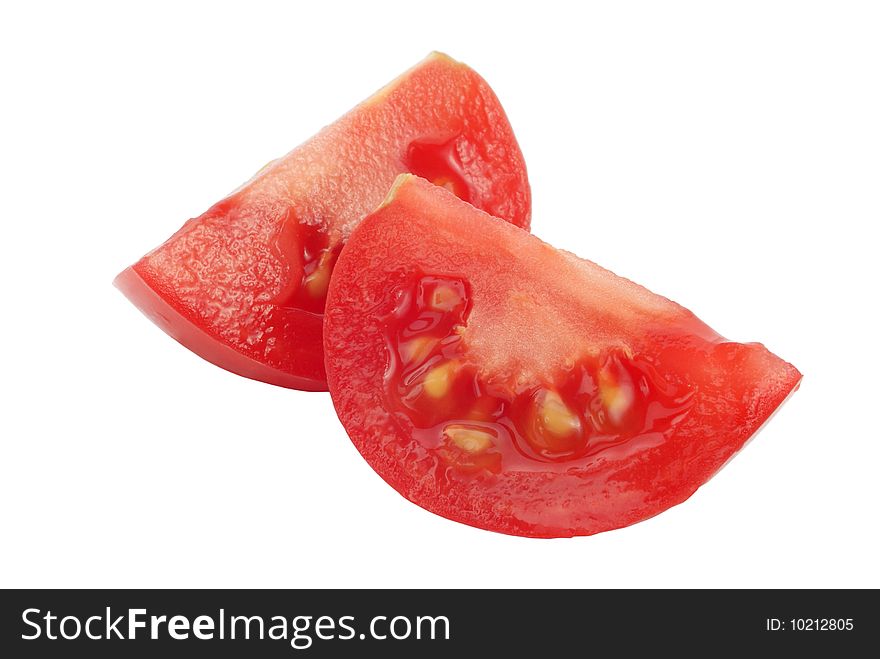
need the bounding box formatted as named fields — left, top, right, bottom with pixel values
left=383, top=273, right=695, bottom=478
left=275, top=218, right=342, bottom=315
left=277, top=138, right=476, bottom=316
left=404, top=137, right=474, bottom=204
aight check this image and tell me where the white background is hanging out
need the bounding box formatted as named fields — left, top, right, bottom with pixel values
left=1, top=1, right=878, bottom=588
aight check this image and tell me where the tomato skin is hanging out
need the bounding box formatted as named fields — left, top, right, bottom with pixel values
left=115, top=265, right=326, bottom=390
left=324, top=175, right=802, bottom=538
left=115, top=53, right=530, bottom=390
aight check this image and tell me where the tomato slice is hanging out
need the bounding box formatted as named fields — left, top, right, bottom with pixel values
left=324, top=175, right=802, bottom=538
left=115, top=53, right=531, bottom=391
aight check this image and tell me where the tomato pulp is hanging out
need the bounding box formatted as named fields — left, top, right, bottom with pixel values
left=324, top=176, right=801, bottom=538
left=115, top=53, right=531, bottom=390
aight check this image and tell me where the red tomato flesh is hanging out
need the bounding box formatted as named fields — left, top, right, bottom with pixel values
left=324, top=175, right=802, bottom=538
left=115, top=53, right=530, bottom=391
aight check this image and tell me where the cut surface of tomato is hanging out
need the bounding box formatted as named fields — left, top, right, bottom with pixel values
left=324, top=175, right=801, bottom=538
left=115, top=53, right=531, bottom=391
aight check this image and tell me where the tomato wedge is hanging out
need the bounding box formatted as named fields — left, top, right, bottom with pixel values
left=324, top=175, right=801, bottom=537
left=115, top=53, right=530, bottom=391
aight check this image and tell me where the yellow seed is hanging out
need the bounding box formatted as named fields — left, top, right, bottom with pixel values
left=303, top=252, right=334, bottom=299
left=400, top=336, right=437, bottom=364
left=444, top=425, right=494, bottom=454
left=422, top=361, right=457, bottom=398
left=599, top=377, right=634, bottom=425
left=539, top=390, right=581, bottom=437
left=602, top=385, right=634, bottom=425
left=430, top=284, right=462, bottom=311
